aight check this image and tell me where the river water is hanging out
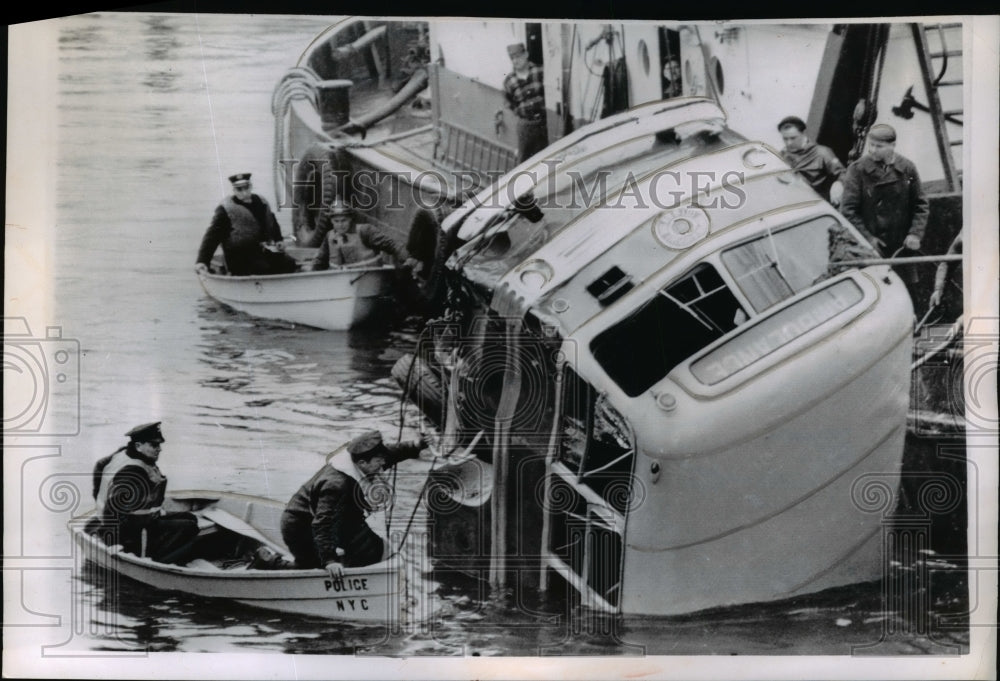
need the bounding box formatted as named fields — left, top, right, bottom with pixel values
left=11, top=11, right=970, bottom=660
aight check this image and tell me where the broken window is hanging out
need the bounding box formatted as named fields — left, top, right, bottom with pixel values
left=591, top=263, right=746, bottom=397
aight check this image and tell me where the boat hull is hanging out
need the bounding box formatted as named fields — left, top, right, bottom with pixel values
left=197, top=267, right=396, bottom=330
left=71, top=491, right=404, bottom=623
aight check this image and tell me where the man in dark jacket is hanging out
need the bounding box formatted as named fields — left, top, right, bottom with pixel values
left=777, top=115, right=846, bottom=204
left=272, top=430, right=427, bottom=577
left=89, top=422, right=199, bottom=564
left=839, top=124, right=930, bottom=256
left=194, top=173, right=298, bottom=276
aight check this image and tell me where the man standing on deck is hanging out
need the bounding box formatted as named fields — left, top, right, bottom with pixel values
left=777, top=116, right=846, bottom=205
left=254, top=431, right=427, bottom=576
left=662, top=57, right=682, bottom=99
left=839, top=124, right=929, bottom=257
left=503, top=42, right=548, bottom=163
left=194, top=173, right=298, bottom=276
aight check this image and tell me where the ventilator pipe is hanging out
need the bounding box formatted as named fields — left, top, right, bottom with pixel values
left=338, top=68, right=429, bottom=137
left=333, top=24, right=387, bottom=57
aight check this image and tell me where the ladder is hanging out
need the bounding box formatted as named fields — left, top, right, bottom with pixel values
left=912, top=22, right=963, bottom=192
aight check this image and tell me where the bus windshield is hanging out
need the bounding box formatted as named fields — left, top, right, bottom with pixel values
left=591, top=215, right=873, bottom=397
left=720, top=215, right=874, bottom=313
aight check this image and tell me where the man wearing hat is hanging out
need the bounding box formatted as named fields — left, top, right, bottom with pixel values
left=309, top=198, right=407, bottom=270
left=840, top=124, right=929, bottom=257
left=263, top=430, right=427, bottom=576
left=89, top=422, right=199, bottom=564
left=776, top=116, right=846, bottom=204
left=195, top=173, right=299, bottom=276
left=503, top=42, right=548, bottom=162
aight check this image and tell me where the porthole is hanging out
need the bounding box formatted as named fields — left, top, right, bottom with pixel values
left=710, top=56, right=725, bottom=94
left=638, top=39, right=650, bottom=75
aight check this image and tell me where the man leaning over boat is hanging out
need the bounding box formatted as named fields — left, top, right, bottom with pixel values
left=194, top=172, right=299, bottom=276
left=252, top=430, right=427, bottom=577
left=87, top=422, right=199, bottom=564
left=306, top=199, right=408, bottom=271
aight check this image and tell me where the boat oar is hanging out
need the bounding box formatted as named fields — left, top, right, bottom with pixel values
left=197, top=507, right=290, bottom=557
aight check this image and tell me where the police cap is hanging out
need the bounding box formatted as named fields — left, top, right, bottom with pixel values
left=228, top=173, right=252, bottom=187
left=125, top=421, right=165, bottom=443
left=347, top=430, right=388, bottom=460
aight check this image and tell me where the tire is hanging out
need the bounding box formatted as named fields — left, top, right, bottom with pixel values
left=293, top=146, right=351, bottom=247
left=391, top=353, right=444, bottom=426
left=404, top=208, right=461, bottom=313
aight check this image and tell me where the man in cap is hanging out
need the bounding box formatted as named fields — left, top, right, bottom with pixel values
left=776, top=115, right=846, bottom=204
left=262, top=430, right=428, bottom=576
left=662, top=57, right=682, bottom=99
left=840, top=124, right=929, bottom=257
left=195, top=173, right=299, bottom=276
left=89, top=422, right=199, bottom=564
left=503, top=42, right=548, bottom=163
left=309, top=198, right=408, bottom=270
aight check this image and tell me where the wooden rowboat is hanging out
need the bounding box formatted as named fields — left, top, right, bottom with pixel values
left=70, top=490, right=404, bottom=623
left=196, top=263, right=396, bottom=330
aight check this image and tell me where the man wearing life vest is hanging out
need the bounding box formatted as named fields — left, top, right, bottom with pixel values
left=309, top=199, right=407, bottom=271
left=89, top=422, right=199, bottom=564
left=195, top=173, right=299, bottom=276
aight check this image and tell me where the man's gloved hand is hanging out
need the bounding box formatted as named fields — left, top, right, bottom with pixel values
left=829, top=181, right=844, bottom=207
left=904, top=234, right=921, bottom=251
left=929, top=287, right=944, bottom=308
left=194, top=263, right=209, bottom=274
left=325, top=560, right=345, bottom=579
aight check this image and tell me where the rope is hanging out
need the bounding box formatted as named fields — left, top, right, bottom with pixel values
left=271, top=67, right=320, bottom=205
left=330, top=124, right=435, bottom=149
left=387, top=323, right=436, bottom=551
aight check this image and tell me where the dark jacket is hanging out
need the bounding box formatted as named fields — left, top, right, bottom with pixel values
left=839, top=153, right=929, bottom=254
left=282, top=442, right=421, bottom=567
left=196, top=195, right=290, bottom=275
left=780, top=141, right=845, bottom=201
left=90, top=448, right=168, bottom=552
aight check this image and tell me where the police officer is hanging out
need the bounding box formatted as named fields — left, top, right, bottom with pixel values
left=195, top=173, right=298, bottom=276
left=262, top=430, right=427, bottom=577
left=90, top=422, right=199, bottom=564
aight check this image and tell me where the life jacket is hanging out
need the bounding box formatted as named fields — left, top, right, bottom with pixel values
left=322, top=229, right=379, bottom=267
left=94, top=450, right=166, bottom=519
left=222, top=196, right=266, bottom=250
